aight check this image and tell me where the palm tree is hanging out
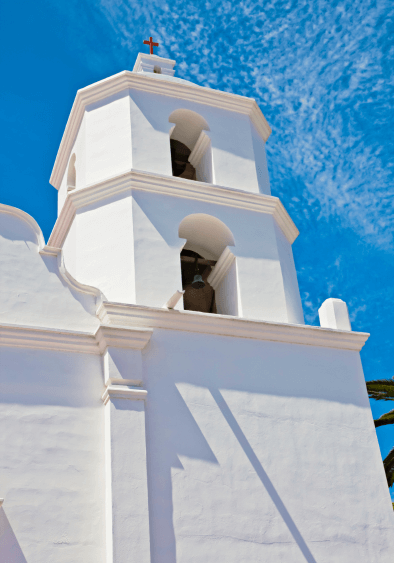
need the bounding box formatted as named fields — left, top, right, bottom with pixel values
left=366, top=378, right=394, bottom=489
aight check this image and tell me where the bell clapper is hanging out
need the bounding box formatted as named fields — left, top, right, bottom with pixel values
left=191, top=255, right=205, bottom=289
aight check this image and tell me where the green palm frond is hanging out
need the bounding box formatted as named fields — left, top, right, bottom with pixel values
left=375, top=409, right=394, bottom=428
left=384, top=447, right=394, bottom=488
left=366, top=379, right=394, bottom=401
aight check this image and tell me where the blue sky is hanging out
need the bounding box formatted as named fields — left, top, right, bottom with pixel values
left=1, top=0, right=393, bottom=495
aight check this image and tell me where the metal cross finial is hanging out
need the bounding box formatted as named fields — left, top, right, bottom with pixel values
left=143, top=36, right=159, bottom=55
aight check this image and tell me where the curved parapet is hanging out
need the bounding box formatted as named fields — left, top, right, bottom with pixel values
left=0, top=204, right=105, bottom=330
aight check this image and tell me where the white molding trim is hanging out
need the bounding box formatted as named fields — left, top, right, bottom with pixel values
left=47, top=169, right=299, bottom=248
left=39, top=244, right=106, bottom=307
left=188, top=131, right=211, bottom=168
left=208, top=247, right=236, bottom=289
left=49, top=71, right=271, bottom=190
left=0, top=323, right=152, bottom=355
left=0, top=323, right=99, bottom=354
left=97, top=302, right=370, bottom=352
left=102, top=385, right=148, bottom=405
left=57, top=252, right=107, bottom=305
left=39, top=245, right=62, bottom=257
left=95, top=325, right=153, bottom=354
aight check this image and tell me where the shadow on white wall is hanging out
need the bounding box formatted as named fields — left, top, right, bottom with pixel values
left=0, top=508, right=28, bottom=563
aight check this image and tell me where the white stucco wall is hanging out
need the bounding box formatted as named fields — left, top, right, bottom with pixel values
left=67, top=192, right=136, bottom=304
left=251, top=121, right=271, bottom=195
left=274, top=222, right=304, bottom=324
left=85, top=91, right=132, bottom=187
left=0, top=348, right=106, bottom=563
left=0, top=210, right=98, bottom=332
left=1, top=205, right=393, bottom=562
left=129, top=90, right=174, bottom=177
left=215, top=259, right=240, bottom=316
left=143, top=329, right=394, bottom=563
left=195, top=143, right=213, bottom=184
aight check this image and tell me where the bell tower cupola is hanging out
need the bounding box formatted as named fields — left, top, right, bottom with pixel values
left=48, top=50, right=304, bottom=326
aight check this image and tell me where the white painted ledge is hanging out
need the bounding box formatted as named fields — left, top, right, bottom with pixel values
left=97, top=302, right=369, bottom=352
left=50, top=71, right=271, bottom=190
left=0, top=323, right=152, bottom=355
left=0, top=307, right=368, bottom=355
left=47, top=169, right=299, bottom=248
left=102, top=385, right=148, bottom=405
left=95, top=325, right=153, bottom=354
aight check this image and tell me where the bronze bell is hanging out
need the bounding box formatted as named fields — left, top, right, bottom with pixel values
left=192, top=274, right=205, bottom=289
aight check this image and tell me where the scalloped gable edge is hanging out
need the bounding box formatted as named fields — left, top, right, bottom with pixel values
left=0, top=204, right=46, bottom=248
left=0, top=204, right=106, bottom=306
left=47, top=169, right=299, bottom=249
left=49, top=70, right=272, bottom=190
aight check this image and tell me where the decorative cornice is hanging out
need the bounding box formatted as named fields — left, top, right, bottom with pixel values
left=0, top=323, right=152, bottom=355
left=49, top=71, right=271, bottom=190
left=97, top=302, right=370, bottom=352
left=95, top=325, right=153, bottom=354
left=208, top=247, right=236, bottom=289
left=0, top=323, right=99, bottom=354
left=188, top=131, right=211, bottom=168
left=47, top=169, right=299, bottom=248
left=102, top=385, right=148, bottom=405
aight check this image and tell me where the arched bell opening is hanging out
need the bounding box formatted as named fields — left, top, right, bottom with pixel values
left=180, top=249, right=217, bottom=313
left=178, top=213, right=237, bottom=315
left=169, top=109, right=212, bottom=183
left=170, top=140, right=196, bottom=180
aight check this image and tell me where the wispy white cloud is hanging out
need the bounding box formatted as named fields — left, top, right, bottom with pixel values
left=96, top=0, right=394, bottom=250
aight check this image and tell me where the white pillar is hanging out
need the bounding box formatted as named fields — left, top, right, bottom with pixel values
left=98, top=326, right=153, bottom=563
left=103, top=385, right=151, bottom=563
left=318, top=298, right=352, bottom=331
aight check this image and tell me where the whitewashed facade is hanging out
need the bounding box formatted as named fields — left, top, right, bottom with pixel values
left=1, top=53, right=393, bottom=563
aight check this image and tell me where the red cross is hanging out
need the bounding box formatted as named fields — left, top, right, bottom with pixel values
left=143, top=36, right=159, bottom=55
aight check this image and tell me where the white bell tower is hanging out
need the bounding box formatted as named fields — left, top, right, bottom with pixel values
left=49, top=52, right=303, bottom=325
left=41, top=52, right=394, bottom=563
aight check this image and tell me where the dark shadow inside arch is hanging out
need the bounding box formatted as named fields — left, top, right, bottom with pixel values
left=180, top=249, right=217, bottom=314
left=170, top=140, right=196, bottom=180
